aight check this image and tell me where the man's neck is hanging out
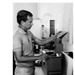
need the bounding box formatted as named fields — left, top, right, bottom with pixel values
left=19, top=26, right=27, bottom=32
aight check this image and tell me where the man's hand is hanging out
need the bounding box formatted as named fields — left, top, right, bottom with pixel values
left=38, top=53, right=48, bottom=60
left=55, top=31, right=62, bottom=38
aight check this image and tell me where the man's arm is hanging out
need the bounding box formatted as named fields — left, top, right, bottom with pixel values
left=14, top=50, right=47, bottom=63
left=35, top=36, right=56, bottom=45
left=14, top=50, right=38, bottom=62
left=30, top=31, right=61, bottom=46
left=31, top=33, right=57, bottom=46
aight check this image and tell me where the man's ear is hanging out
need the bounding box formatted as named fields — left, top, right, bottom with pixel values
left=21, top=20, right=26, bottom=25
left=21, top=20, right=24, bottom=24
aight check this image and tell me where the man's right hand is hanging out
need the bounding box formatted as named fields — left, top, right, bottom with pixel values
left=55, top=31, right=62, bottom=38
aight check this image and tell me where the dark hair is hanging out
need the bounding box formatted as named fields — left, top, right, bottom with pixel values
left=17, top=10, right=33, bottom=24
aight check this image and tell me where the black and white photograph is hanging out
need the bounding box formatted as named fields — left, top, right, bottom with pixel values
left=13, top=3, right=73, bottom=75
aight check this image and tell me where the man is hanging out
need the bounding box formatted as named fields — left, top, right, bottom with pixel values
left=13, top=10, right=59, bottom=75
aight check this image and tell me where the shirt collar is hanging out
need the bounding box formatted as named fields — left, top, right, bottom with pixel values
left=18, top=27, right=27, bottom=35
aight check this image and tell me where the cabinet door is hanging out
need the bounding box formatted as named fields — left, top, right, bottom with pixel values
left=46, top=57, right=61, bottom=71
left=46, top=57, right=61, bottom=75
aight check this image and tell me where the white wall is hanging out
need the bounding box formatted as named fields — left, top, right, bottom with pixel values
left=37, top=4, right=73, bottom=36
left=13, top=3, right=37, bottom=34
left=62, top=3, right=73, bottom=44
left=37, top=3, right=73, bottom=52
left=37, top=3, right=65, bottom=32
left=30, top=19, right=42, bottom=39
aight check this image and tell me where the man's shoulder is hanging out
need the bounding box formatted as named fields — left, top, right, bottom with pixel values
left=13, top=30, right=21, bottom=39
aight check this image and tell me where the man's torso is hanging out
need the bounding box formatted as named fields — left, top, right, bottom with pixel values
left=13, top=28, right=34, bottom=67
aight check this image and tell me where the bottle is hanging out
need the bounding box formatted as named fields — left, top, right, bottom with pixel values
left=41, top=25, right=45, bottom=39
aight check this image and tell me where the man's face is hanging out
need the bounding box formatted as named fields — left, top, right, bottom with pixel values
left=22, top=16, right=33, bottom=31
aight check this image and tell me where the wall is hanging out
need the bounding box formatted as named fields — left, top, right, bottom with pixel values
left=37, top=3, right=73, bottom=52
left=13, top=3, right=37, bottom=34
left=37, top=3, right=65, bottom=32
left=30, top=19, right=42, bottom=39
